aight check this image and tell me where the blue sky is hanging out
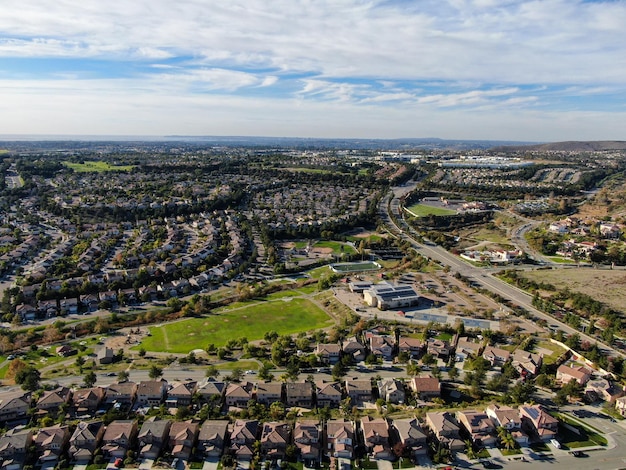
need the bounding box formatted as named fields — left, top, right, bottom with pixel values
left=1, top=0, right=625, bottom=141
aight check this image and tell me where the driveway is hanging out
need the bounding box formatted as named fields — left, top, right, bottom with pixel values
left=139, top=459, right=155, bottom=470
left=376, top=460, right=393, bottom=470
left=203, top=457, right=220, bottom=470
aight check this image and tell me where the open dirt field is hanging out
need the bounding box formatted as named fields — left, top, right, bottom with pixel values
left=310, top=247, right=333, bottom=254
left=520, top=267, right=626, bottom=314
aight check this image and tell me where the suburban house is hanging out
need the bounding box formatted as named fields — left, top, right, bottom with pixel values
left=166, top=381, right=197, bottom=407
left=393, top=418, right=428, bottom=456
left=105, top=381, right=137, bottom=408
left=285, top=382, right=314, bottom=408
left=519, top=405, right=558, bottom=441
left=486, top=404, right=528, bottom=447
left=34, top=424, right=69, bottom=465
left=315, top=382, right=343, bottom=408
left=482, top=346, right=511, bottom=366
left=136, top=380, right=168, bottom=407
left=255, top=382, right=284, bottom=406
left=0, top=390, right=32, bottom=423
left=97, top=347, right=116, bottom=365
left=556, top=364, right=593, bottom=386
left=0, top=428, right=33, bottom=469
left=325, top=419, right=355, bottom=459
left=169, top=420, right=199, bottom=460
left=511, top=349, right=543, bottom=377
left=293, top=420, right=320, bottom=464
left=68, top=420, right=105, bottom=463
left=615, top=396, right=626, bottom=417
left=455, top=337, right=482, bottom=361
left=342, top=337, right=367, bottom=362
left=426, top=339, right=453, bottom=359
left=316, top=343, right=342, bottom=364
left=225, top=382, right=254, bottom=408
left=368, top=334, right=395, bottom=361
left=230, top=419, right=259, bottom=462
left=584, top=378, right=624, bottom=403
left=260, top=421, right=291, bottom=460
left=36, top=386, right=72, bottom=414
left=197, top=420, right=229, bottom=457
left=138, top=417, right=172, bottom=459
left=197, top=380, right=226, bottom=404
left=360, top=416, right=392, bottom=460
left=101, top=420, right=138, bottom=458
left=72, top=387, right=106, bottom=413
left=377, top=378, right=405, bottom=404
left=345, top=379, right=373, bottom=405
left=425, top=412, right=464, bottom=451
left=398, top=337, right=424, bottom=358
left=409, top=376, right=441, bottom=401
left=456, top=410, right=497, bottom=447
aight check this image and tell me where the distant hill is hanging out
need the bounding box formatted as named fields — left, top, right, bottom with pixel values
left=492, top=141, right=626, bottom=152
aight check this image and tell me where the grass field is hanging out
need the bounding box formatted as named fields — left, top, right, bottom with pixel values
left=315, top=240, right=357, bottom=254
left=520, top=268, right=626, bottom=314
left=64, top=160, right=135, bottom=172
left=139, top=298, right=333, bottom=353
left=330, top=261, right=381, bottom=273
left=459, top=226, right=512, bottom=246
left=405, top=203, right=456, bottom=217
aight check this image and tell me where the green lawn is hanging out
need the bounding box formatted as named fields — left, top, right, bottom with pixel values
left=139, top=298, right=334, bottom=353
left=330, top=261, right=381, bottom=273
left=307, top=266, right=334, bottom=279
left=64, top=160, right=135, bottom=172
left=214, top=360, right=260, bottom=370
left=546, top=256, right=574, bottom=264
left=314, top=240, right=357, bottom=254
left=405, top=203, right=456, bottom=217
left=533, top=340, right=567, bottom=365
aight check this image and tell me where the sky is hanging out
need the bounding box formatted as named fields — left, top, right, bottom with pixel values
left=1, top=0, right=626, bottom=142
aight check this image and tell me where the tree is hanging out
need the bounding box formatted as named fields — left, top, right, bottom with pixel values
left=421, top=353, right=436, bottom=367
left=227, top=367, right=244, bottom=383
left=148, top=365, right=163, bottom=380
left=497, top=427, right=516, bottom=450
left=75, top=356, right=86, bottom=373
left=118, top=370, right=130, bottom=382
left=406, top=362, right=421, bottom=376
left=447, top=366, right=459, bottom=381
left=138, top=347, right=146, bottom=358
left=258, top=364, right=275, bottom=382
left=84, top=371, right=97, bottom=388
left=14, top=365, right=41, bottom=391
left=269, top=401, right=286, bottom=420
left=206, top=365, right=219, bottom=379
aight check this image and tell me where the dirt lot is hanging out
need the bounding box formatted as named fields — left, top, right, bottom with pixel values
left=520, top=267, right=626, bottom=314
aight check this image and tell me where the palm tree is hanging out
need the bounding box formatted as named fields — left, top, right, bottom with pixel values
left=497, top=427, right=516, bottom=450
left=464, top=440, right=477, bottom=460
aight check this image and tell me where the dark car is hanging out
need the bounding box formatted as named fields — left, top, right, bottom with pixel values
left=571, top=451, right=587, bottom=458
left=481, top=461, right=498, bottom=469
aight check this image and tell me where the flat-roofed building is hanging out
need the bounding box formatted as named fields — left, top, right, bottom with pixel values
left=363, top=284, right=421, bottom=310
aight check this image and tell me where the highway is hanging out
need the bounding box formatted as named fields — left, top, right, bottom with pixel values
left=381, top=183, right=624, bottom=359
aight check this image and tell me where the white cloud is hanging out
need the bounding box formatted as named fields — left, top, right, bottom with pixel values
left=1, top=0, right=625, bottom=139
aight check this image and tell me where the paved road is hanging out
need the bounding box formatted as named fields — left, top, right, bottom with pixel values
left=380, top=185, right=624, bottom=360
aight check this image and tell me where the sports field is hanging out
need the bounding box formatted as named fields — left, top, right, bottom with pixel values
left=405, top=203, right=456, bottom=217
left=330, top=261, right=381, bottom=273
left=139, top=298, right=333, bottom=353
left=64, top=160, right=135, bottom=172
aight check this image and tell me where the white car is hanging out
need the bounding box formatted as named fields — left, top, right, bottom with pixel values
left=550, top=439, right=561, bottom=449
